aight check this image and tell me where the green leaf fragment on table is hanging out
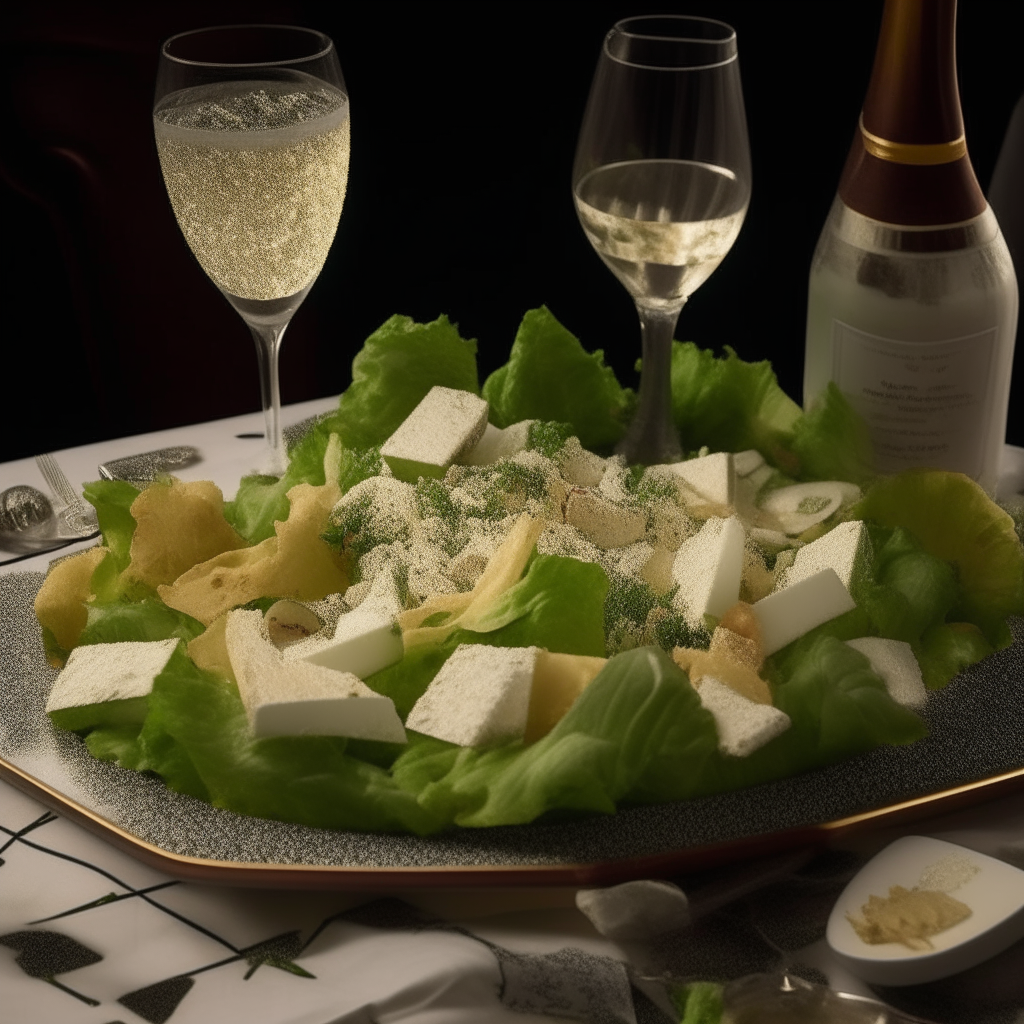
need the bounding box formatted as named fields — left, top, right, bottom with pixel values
left=483, top=306, right=635, bottom=453
left=670, top=981, right=724, bottom=1024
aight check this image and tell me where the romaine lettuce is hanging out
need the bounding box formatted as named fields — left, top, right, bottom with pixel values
left=482, top=306, right=635, bottom=452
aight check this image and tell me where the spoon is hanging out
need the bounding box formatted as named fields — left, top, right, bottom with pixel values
left=827, top=835, right=1024, bottom=985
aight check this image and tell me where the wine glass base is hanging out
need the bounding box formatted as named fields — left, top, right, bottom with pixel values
left=256, top=443, right=289, bottom=478
left=614, top=421, right=682, bottom=467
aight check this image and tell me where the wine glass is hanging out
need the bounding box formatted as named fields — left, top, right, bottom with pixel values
left=153, top=25, right=350, bottom=475
left=574, top=16, right=751, bottom=465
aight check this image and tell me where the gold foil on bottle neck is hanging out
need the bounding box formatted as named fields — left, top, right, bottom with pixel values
left=859, top=114, right=967, bottom=165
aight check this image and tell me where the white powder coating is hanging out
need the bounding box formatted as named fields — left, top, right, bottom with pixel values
left=558, top=438, right=606, bottom=487
left=380, top=387, right=489, bottom=477
left=328, top=475, right=418, bottom=547
left=225, top=610, right=405, bottom=741
left=671, top=516, right=746, bottom=626
left=598, top=458, right=632, bottom=503
left=785, top=520, right=871, bottom=590
left=753, top=568, right=857, bottom=655
left=405, top=644, right=540, bottom=747
left=918, top=855, right=980, bottom=893
left=697, top=676, right=791, bottom=757
left=537, top=521, right=604, bottom=566
left=846, top=637, right=927, bottom=708
left=46, top=638, right=179, bottom=712
left=564, top=490, right=647, bottom=550
left=461, top=420, right=534, bottom=466
left=667, top=452, right=735, bottom=505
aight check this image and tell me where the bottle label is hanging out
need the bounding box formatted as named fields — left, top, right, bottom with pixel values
left=831, top=320, right=997, bottom=477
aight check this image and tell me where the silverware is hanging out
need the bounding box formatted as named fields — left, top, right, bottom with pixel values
left=35, top=453, right=99, bottom=536
left=97, top=445, right=199, bottom=486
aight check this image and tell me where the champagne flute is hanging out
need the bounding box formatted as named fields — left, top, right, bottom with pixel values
left=153, top=25, right=350, bottom=475
left=574, top=16, right=751, bottom=465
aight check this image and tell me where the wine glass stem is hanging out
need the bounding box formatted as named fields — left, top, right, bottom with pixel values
left=249, top=322, right=288, bottom=475
left=616, top=302, right=684, bottom=466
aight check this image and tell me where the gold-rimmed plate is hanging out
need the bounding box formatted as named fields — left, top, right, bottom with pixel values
left=3, top=571, right=1023, bottom=889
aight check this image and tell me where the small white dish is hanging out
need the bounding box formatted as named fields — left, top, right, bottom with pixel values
left=827, top=835, right=1024, bottom=985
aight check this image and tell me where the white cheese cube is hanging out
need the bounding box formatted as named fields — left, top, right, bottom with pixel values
left=405, top=644, right=539, bottom=747
left=564, top=490, right=646, bottom=550
left=697, top=676, right=791, bottom=756
left=46, top=638, right=179, bottom=712
left=558, top=438, right=606, bottom=487
left=752, top=568, right=856, bottom=655
left=461, top=420, right=534, bottom=466
left=381, top=386, right=489, bottom=481
left=667, top=452, right=735, bottom=505
left=783, top=520, right=870, bottom=591
left=671, top=516, right=745, bottom=626
left=287, top=572, right=404, bottom=677
left=846, top=637, right=927, bottom=708
left=290, top=603, right=404, bottom=679
left=733, top=449, right=766, bottom=477
left=225, top=610, right=406, bottom=742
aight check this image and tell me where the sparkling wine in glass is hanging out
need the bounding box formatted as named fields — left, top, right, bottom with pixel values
left=574, top=16, right=751, bottom=465
left=153, top=25, right=350, bottom=474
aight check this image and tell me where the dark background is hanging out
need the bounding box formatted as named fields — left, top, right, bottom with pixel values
left=2, top=1, right=1022, bottom=464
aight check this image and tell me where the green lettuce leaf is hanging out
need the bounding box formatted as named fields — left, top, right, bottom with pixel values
left=83, top=479, right=139, bottom=570
left=100, top=645, right=447, bottom=833
left=394, top=647, right=719, bottom=827
left=790, top=382, right=874, bottom=485
left=226, top=314, right=477, bottom=543
left=482, top=306, right=635, bottom=452
left=77, top=598, right=205, bottom=647
left=856, top=526, right=959, bottom=644
left=770, top=636, right=927, bottom=762
left=669, top=342, right=802, bottom=472
left=854, top=470, right=1024, bottom=643
left=83, top=479, right=144, bottom=602
left=914, top=622, right=995, bottom=690
left=366, top=554, right=608, bottom=717
left=331, top=314, right=480, bottom=450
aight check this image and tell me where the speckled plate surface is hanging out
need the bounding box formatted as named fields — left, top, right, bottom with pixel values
left=3, top=571, right=1024, bottom=889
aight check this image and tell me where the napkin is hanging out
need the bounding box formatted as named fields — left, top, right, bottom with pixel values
left=1, top=783, right=670, bottom=1024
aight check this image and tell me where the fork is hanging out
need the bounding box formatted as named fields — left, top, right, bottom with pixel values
left=35, top=453, right=99, bottom=537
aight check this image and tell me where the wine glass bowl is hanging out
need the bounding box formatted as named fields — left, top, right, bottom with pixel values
left=574, top=16, right=751, bottom=465
left=153, top=25, right=350, bottom=474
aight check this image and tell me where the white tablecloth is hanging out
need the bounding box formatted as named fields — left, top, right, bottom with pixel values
left=4, top=404, right=1024, bottom=1024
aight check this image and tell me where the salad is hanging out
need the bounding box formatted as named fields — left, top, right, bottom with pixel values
left=33, top=307, right=1024, bottom=836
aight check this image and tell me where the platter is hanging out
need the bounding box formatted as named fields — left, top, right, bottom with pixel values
left=4, top=569, right=1024, bottom=889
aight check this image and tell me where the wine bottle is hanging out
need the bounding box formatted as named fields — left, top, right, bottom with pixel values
left=803, top=0, right=1018, bottom=494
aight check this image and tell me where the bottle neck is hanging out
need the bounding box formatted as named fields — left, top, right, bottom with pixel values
left=838, top=0, right=985, bottom=226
